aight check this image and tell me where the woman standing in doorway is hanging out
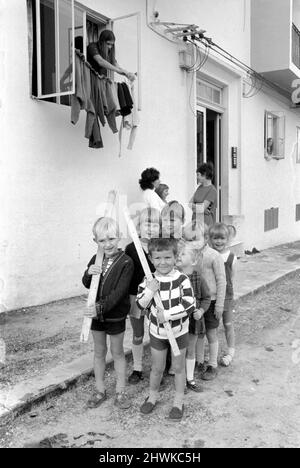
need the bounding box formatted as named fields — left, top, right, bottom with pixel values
left=190, top=162, right=218, bottom=227
left=87, top=29, right=136, bottom=81
left=139, top=168, right=166, bottom=213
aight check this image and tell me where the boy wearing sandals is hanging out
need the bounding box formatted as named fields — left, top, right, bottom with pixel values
left=136, top=238, right=195, bottom=421
left=176, top=241, right=211, bottom=392
left=82, top=217, right=134, bottom=409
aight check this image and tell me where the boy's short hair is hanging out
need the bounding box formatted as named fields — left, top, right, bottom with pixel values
left=161, top=200, right=185, bottom=223
left=148, top=237, right=178, bottom=256
left=93, top=217, right=120, bottom=240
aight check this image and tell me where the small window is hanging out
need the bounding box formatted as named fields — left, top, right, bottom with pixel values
left=196, top=79, right=222, bottom=106
left=296, top=204, right=300, bottom=222
left=28, top=1, right=141, bottom=109
left=264, top=111, right=285, bottom=159
left=264, top=207, right=279, bottom=231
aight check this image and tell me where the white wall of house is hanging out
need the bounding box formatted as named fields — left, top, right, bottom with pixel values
left=0, top=0, right=299, bottom=312
left=0, top=0, right=197, bottom=311
left=242, top=89, right=300, bottom=250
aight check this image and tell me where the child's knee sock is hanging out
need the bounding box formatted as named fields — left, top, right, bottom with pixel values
left=114, top=355, right=126, bottom=393
left=148, top=389, right=159, bottom=405
left=173, top=371, right=185, bottom=409
left=196, top=337, right=205, bottom=363
left=208, top=341, right=219, bottom=368
left=132, top=342, right=143, bottom=372
left=186, top=358, right=195, bottom=381
left=149, top=369, right=163, bottom=404
left=173, top=392, right=184, bottom=409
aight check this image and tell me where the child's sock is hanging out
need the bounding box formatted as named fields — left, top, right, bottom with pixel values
left=148, top=390, right=159, bottom=405
left=132, top=343, right=143, bottom=372
left=173, top=392, right=184, bottom=409
left=196, top=337, right=205, bottom=364
left=228, top=347, right=235, bottom=358
left=186, top=358, right=196, bottom=381
left=208, top=341, right=219, bottom=368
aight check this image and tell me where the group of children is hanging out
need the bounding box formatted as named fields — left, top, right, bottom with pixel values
left=82, top=202, right=237, bottom=420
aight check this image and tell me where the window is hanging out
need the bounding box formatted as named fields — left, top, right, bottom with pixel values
left=29, top=1, right=141, bottom=108
left=296, top=204, right=300, bottom=222
left=196, top=79, right=222, bottom=106
left=264, top=208, right=279, bottom=231
left=34, top=0, right=75, bottom=99
left=264, top=111, right=285, bottom=160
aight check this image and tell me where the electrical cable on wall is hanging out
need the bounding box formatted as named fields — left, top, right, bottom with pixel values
left=145, top=1, right=291, bottom=100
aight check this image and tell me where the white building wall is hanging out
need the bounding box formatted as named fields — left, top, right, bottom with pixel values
left=0, top=0, right=196, bottom=311
left=1, top=0, right=299, bottom=312
left=242, top=90, right=300, bottom=250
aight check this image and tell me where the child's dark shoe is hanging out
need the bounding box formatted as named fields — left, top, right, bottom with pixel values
left=140, top=397, right=156, bottom=414
left=186, top=380, right=203, bottom=392
left=201, top=365, right=218, bottom=381
left=168, top=405, right=184, bottom=421
left=196, top=361, right=207, bottom=375
left=128, top=370, right=144, bottom=384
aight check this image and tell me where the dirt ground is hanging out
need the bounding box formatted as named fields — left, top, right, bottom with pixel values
left=1, top=271, right=300, bottom=448
left=0, top=296, right=93, bottom=392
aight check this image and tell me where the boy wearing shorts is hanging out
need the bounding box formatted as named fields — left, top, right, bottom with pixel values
left=136, top=238, right=195, bottom=421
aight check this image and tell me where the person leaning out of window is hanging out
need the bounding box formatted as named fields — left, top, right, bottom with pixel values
left=87, top=29, right=136, bottom=81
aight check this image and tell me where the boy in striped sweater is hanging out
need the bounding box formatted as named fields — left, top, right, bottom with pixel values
left=136, top=238, right=195, bottom=421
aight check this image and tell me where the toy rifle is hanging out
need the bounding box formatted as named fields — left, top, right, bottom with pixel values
left=123, top=207, right=180, bottom=357
left=80, top=190, right=117, bottom=343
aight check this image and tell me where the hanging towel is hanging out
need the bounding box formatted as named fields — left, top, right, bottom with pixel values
left=105, top=80, right=118, bottom=134
left=71, top=52, right=86, bottom=125
left=111, top=82, right=121, bottom=115
left=89, top=72, right=104, bottom=149
left=121, top=82, right=133, bottom=111
left=91, top=71, right=105, bottom=127
left=117, top=82, right=132, bottom=117
left=82, top=63, right=96, bottom=139
left=123, top=82, right=139, bottom=150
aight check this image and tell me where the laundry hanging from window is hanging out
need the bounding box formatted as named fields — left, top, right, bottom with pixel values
left=71, top=50, right=138, bottom=151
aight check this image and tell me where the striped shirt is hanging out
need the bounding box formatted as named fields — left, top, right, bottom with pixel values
left=136, top=269, right=195, bottom=340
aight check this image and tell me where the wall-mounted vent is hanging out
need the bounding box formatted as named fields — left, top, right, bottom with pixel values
left=296, top=204, right=300, bottom=222
left=264, top=207, right=279, bottom=231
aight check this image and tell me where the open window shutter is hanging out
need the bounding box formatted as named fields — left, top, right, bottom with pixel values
left=110, top=12, right=141, bottom=110
left=276, top=114, right=285, bottom=159
left=35, top=0, right=75, bottom=99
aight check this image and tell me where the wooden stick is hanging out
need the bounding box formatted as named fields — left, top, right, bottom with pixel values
left=123, top=207, right=180, bottom=356
left=80, top=191, right=117, bottom=343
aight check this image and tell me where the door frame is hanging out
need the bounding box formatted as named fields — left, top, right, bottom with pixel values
left=196, top=104, right=223, bottom=222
